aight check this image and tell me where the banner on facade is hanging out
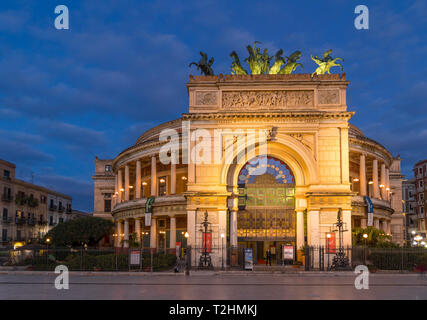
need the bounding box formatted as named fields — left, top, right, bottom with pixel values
left=202, top=232, right=212, bottom=253
left=244, top=248, right=253, bottom=270
left=364, top=196, right=374, bottom=226
left=283, top=245, right=294, bottom=260
left=326, top=233, right=336, bottom=254
left=145, top=212, right=151, bottom=226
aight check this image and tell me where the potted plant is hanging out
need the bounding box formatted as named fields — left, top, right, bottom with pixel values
left=367, top=264, right=377, bottom=273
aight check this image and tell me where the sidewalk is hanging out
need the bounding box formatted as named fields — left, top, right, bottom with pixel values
left=0, top=267, right=416, bottom=277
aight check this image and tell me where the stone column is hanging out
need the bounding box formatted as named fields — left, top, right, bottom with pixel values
left=151, top=156, right=157, bottom=196
left=136, top=160, right=141, bottom=199
left=169, top=216, right=176, bottom=252
left=381, top=163, right=386, bottom=200
left=386, top=168, right=390, bottom=201
left=373, top=159, right=380, bottom=199
left=342, top=210, right=352, bottom=247
left=150, top=217, right=157, bottom=249
left=296, top=211, right=305, bottom=249
left=387, top=222, right=391, bottom=235
left=374, top=219, right=380, bottom=229
left=383, top=220, right=388, bottom=234
left=218, top=210, right=227, bottom=268
left=124, top=165, right=130, bottom=201
left=307, top=210, right=320, bottom=246
left=135, top=219, right=141, bottom=244
left=230, top=210, right=238, bottom=247
left=114, top=173, right=118, bottom=206
left=118, top=169, right=123, bottom=202
left=123, top=219, right=129, bottom=248
left=359, top=154, right=367, bottom=196
left=307, top=210, right=320, bottom=268
left=171, top=164, right=176, bottom=194
left=115, top=221, right=122, bottom=247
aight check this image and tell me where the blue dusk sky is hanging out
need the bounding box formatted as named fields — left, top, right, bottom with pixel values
left=0, top=1, right=426, bottom=211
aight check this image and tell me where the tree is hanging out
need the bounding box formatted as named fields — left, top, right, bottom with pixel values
left=44, top=216, right=114, bottom=247
left=352, top=226, right=397, bottom=247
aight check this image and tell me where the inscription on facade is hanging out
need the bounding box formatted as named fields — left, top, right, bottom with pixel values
left=221, top=90, right=313, bottom=110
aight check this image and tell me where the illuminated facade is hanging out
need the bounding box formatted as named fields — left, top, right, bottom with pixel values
left=93, top=74, right=404, bottom=266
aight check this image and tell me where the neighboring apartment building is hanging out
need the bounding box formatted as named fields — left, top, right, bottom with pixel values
left=0, top=159, right=72, bottom=247
left=388, top=156, right=405, bottom=244
left=92, top=157, right=114, bottom=220
left=402, top=178, right=417, bottom=241
left=413, top=159, right=427, bottom=232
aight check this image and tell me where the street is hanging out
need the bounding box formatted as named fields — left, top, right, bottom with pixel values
left=0, top=272, right=426, bottom=300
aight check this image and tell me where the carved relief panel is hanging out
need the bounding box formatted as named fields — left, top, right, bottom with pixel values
left=221, top=90, right=314, bottom=110
left=317, top=89, right=340, bottom=105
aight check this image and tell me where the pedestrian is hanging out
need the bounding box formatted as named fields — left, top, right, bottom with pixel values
left=266, top=249, right=272, bottom=266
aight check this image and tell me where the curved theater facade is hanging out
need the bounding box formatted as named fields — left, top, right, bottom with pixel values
left=93, top=73, right=404, bottom=266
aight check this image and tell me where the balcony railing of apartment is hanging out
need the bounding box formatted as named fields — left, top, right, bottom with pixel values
left=27, top=218, right=36, bottom=226
left=49, top=221, right=57, bottom=226
left=1, top=194, right=13, bottom=202
left=38, top=220, right=47, bottom=226
left=0, top=237, right=12, bottom=244
left=58, top=206, right=65, bottom=213
left=66, top=207, right=72, bottom=214
left=49, top=205, right=58, bottom=211
left=15, top=217, right=27, bottom=225
left=1, top=217, right=12, bottom=224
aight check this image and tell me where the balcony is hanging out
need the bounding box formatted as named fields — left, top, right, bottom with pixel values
left=38, top=220, right=47, bottom=226
left=0, top=238, right=12, bottom=244
left=15, top=217, right=26, bottom=225
left=1, top=217, right=12, bottom=224
left=1, top=194, right=13, bottom=202
left=49, top=205, right=57, bottom=211
left=66, top=207, right=72, bottom=214
left=27, top=219, right=35, bottom=226
left=58, top=206, right=65, bottom=213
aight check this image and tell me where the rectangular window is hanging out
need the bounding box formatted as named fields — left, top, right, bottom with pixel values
left=158, top=176, right=167, bottom=196
left=105, top=165, right=112, bottom=172
left=3, top=170, right=10, bottom=179
left=2, top=208, right=7, bottom=221
left=104, top=199, right=111, bottom=212
left=2, top=229, right=7, bottom=242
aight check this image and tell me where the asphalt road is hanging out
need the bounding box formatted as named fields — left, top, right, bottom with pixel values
left=1, top=272, right=426, bottom=300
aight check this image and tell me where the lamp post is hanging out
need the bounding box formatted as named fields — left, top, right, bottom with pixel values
left=198, top=211, right=213, bottom=269
left=46, top=237, right=51, bottom=266
left=330, top=209, right=350, bottom=270
left=221, top=233, right=225, bottom=270
left=363, top=233, right=368, bottom=265
left=184, top=231, right=189, bottom=276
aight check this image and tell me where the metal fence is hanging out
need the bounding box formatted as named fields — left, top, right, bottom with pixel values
left=304, top=246, right=427, bottom=272
left=0, top=247, right=178, bottom=272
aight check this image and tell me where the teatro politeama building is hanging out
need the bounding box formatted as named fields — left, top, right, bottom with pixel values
left=93, top=48, right=404, bottom=267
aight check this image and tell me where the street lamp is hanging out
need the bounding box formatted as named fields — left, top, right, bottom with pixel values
left=363, top=233, right=368, bottom=265
left=221, top=233, right=225, bottom=270
left=46, top=237, right=51, bottom=265
left=184, top=232, right=189, bottom=276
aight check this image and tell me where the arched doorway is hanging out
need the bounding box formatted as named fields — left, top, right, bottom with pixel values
left=237, top=155, right=296, bottom=264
